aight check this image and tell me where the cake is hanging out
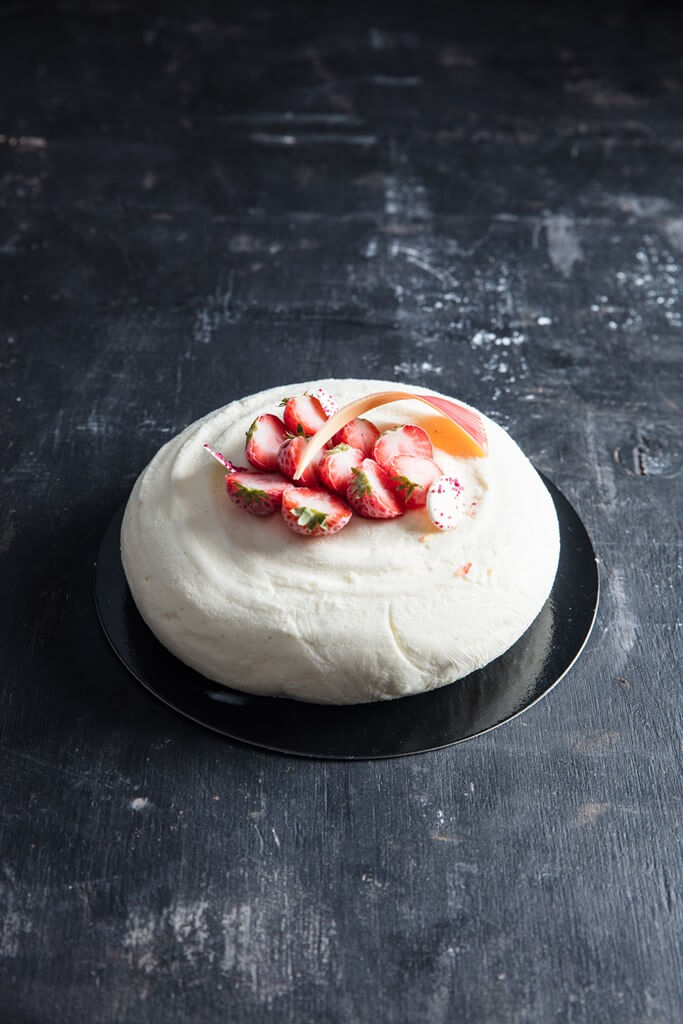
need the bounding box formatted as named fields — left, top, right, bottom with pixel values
left=120, top=379, right=560, bottom=704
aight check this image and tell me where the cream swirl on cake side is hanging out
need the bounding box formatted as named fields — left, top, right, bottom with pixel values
left=120, top=379, right=560, bottom=704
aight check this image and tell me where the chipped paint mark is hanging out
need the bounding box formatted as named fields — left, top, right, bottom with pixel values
left=221, top=904, right=253, bottom=977
left=0, top=867, right=33, bottom=959
left=170, top=901, right=211, bottom=964
left=393, top=359, right=443, bottom=377
left=469, top=325, right=527, bottom=404
left=610, top=569, right=636, bottom=663
left=130, top=797, right=150, bottom=811
left=569, top=731, right=620, bottom=754
left=384, top=177, right=430, bottom=224
left=123, top=911, right=159, bottom=973
left=193, top=277, right=234, bottom=345
left=370, top=75, right=421, bottom=87
left=439, top=45, right=477, bottom=68
left=250, top=132, right=377, bottom=146
left=368, top=28, right=418, bottom=50
left=0, top=514, right=15, bottom=554
left=0, top=909, right=32, bottom=958
left=663, top=217, right=683, bottom=252
left=399, top=247, right=455, bottom=287
left=607, top=194, right=673, bottom=218
left=0, top=134, right=47, bottom=149
left=542, top=214, right=584, bottom=278
left=574, top=802, right=610, bottom=826
left=124, top=900, right=213, bottom=973
left=584, top=408, right=617, bottom=512
left=222, top=112, right=362, bottom=127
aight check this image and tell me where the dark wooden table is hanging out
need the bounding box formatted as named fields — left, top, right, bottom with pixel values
left=1, top=2, right=681, bottom=1021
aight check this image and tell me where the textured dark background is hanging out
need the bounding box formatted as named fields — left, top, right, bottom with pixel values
left=1, top=2, right=681, bottom=1022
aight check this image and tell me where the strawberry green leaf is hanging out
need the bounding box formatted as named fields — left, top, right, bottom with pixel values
left=293, top=506, right=329, bottom=532
left=392, top=474, right=418, bottom=500
left=236, top=484, right=269, bottom=505
left=349, top=466, right=371, bottom=497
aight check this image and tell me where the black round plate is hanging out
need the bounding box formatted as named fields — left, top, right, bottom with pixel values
left=94, top=475, right=598, bottom=759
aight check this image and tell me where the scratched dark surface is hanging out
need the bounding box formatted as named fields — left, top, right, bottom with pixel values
left=1, top=1, right=682, bottom=1021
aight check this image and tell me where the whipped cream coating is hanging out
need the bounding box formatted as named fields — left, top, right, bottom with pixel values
left=121, top=379, right=560, bottom=704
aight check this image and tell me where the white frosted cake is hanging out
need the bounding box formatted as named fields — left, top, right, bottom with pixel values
left=120, top=379, right=560, bottom=704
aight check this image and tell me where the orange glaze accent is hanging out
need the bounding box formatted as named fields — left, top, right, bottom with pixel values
left=293, top=390, right=488, bottom=479
left=414, top=414, right=486, bottom=459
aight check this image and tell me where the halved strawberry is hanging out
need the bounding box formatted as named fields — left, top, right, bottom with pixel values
left=319, top=443, right=365, bottom=495
left=245, top=413, right=287, bottom=471
left=426, top=476, right=465, bottom=531
left=225, top=470, right=290, bottom=516
left=281, top=394, right=328, bottom=437
left=346, top=459, right=404, bottom=519
left=281, top=485, right=352, bottom=537
left=387, top=454, right=443, bottom=509
left=332, top=417, right=380, bottom=457
left=372, top=424, right=433, bottom=470
left=277, top=435, right=321, bottom=486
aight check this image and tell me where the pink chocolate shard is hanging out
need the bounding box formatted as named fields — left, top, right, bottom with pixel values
left=426, top=475, right=466, bottom=531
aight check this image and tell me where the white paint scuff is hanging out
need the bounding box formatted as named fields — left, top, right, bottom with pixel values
left=122, top=911, right=159, bottom=974
left=193, top=277, right=234, bottom=345
left=170, top=900, right=211, bottom=964
left=541, top=214, right=584, bottom=278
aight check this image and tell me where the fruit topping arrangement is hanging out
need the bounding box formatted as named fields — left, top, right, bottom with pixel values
left=205, top=388, right=487, bottom=538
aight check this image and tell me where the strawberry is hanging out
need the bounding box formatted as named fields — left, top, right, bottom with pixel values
left=225, top=470, right=290, bottom=516
left=387, top=454, right=443, bottom=509
left=245, top=413, right=287, bottom=471
left=277, top=435, right=321, bottom=486
left=318, top=443, right=365, bottom=495
left=332, top=417, right=380, bottom=457
left=372, top=424, right=433, bottom=469
left=346, top=459, right=404, bottom=519
left=310, top=386, right=338, bottom=418
left=281, top=485, right=352, bottom=537
left=426, top=475, right=465, bottom=531
left=281, top=394, right=328, bottom=437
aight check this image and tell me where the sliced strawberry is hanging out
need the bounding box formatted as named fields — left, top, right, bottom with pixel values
left=318, top=443, right=365, bottom=495
left=225, top=470, right=290, bottom=516
left=387, top=454, right=443, bottom=509
left=332, top=417, right=380, bottom=457
left=277, top=435, right=321, bottom=486
left=281, top=485, right=352, bottom=537
left=245, top=413, right=287, bottom=471
left=372, top=424, right=433, bottom=470
left=426, top=475, right=465, bottom=531
left=346, top=459, right=404, bottom=519
left=281, top=394, right=328, bottom=437
left=310, top=386, right=338, bottom=418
